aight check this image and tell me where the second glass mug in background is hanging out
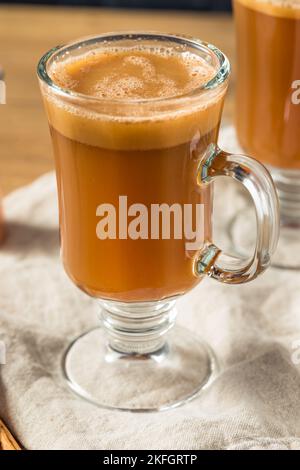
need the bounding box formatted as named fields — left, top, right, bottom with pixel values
left=38, top=32, right=279, bottom=411
left=234, top=0, right=300, bottom=268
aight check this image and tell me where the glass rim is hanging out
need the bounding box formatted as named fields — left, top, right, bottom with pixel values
left=37, top=31, right=230, bottom=106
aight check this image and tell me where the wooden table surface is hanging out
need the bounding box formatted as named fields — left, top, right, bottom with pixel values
left=0, top=5, right=235, bottom=196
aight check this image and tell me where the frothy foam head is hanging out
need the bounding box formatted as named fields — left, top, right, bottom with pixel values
left=50, top=48, right=216, bottom=101
left=42, top=46, right=227, bottom=150
left=236, top=0, right=300, bottom=17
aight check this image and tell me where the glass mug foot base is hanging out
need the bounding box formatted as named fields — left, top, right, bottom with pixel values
left=229, top=205, right=300, bottom=270
left=62, top=326, right=218, bottom=412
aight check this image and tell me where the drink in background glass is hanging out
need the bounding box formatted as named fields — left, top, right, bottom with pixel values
left=38, top=33, right=279, bottom=411
left=234, top=0, right=300, bottom=268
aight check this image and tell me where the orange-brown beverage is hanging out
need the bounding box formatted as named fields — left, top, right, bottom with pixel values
left=41, top=39, right=226, bottom=302
left=234, top=0, right=300, bottom=169
left=37, top=34, right=279, bottom=411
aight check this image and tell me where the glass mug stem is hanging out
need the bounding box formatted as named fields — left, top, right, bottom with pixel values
left=100, top=299, right=177, bottom=355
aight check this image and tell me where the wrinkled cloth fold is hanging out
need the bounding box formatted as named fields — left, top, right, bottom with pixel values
left=0, top=126, right=300, bottom=450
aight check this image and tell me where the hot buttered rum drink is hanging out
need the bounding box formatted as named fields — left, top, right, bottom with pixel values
left=43, top=44, right=226, bottom=301
left=235, top=0, right=300, bottom=169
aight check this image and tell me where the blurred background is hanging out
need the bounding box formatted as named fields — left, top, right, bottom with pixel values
left=0, top=0, right=234, bottom=196
left=1, top=1, right=232, bottom=10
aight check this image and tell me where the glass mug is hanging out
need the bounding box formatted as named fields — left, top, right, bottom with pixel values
left=234, top=0, right=300, bottom=268
left=38, top=33, right=279, bottom=411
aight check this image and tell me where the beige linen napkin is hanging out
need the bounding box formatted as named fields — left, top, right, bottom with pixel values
left=0, top=126, right=300, bottom=450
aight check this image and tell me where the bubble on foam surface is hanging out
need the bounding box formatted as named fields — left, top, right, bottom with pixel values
left=93, top=75, right=145, bottom=99
left=51, top=69, right=79, bottom=91
left=122, top=55, right=156, bottom=78
left=91, top=74, right=180, bottom=100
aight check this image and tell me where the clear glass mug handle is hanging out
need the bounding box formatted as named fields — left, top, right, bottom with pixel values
left=196, top=144, right=280, bottom=284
